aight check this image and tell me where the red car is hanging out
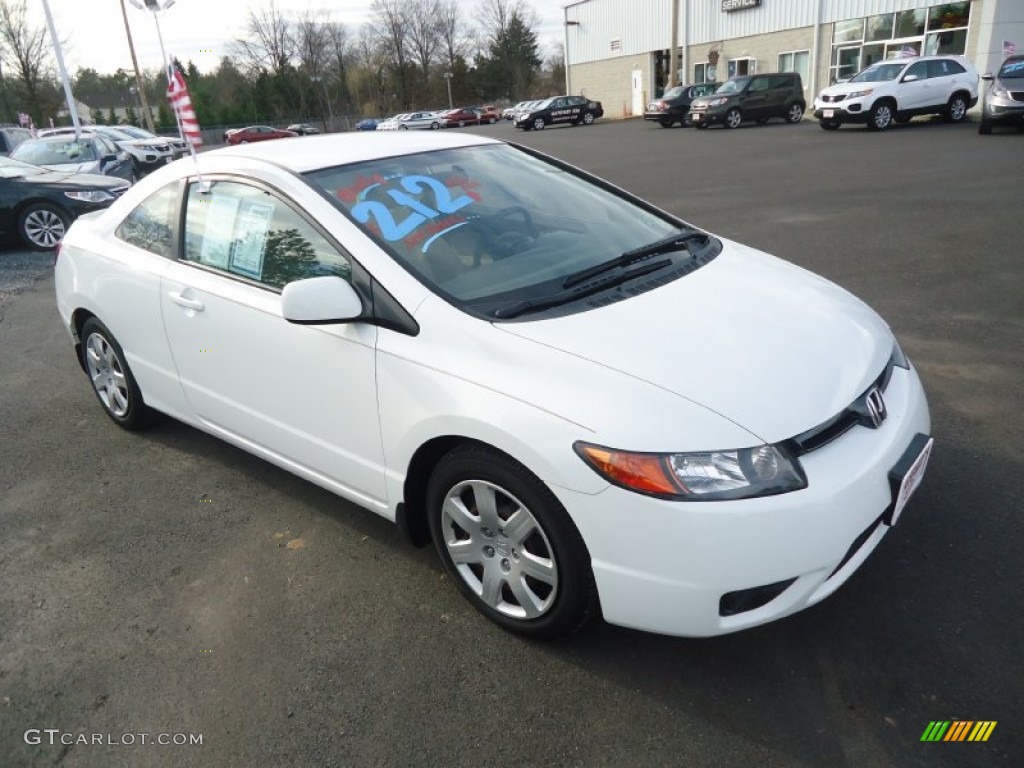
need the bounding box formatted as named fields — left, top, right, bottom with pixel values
left=477, top=105, right=502, bottom=124
left=223, top=125, right=298, bottom=145
left=442, top=108, right=481, bottom=128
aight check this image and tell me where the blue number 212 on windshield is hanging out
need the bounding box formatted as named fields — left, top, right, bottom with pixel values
left=351, top=175, right=474, bottom=241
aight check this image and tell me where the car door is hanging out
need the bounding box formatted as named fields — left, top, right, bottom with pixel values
left=899, top=61, right=932, bottom=110
left=926, top=59, right=956, bottom=107
left=741, top=77, right=771, bottom=119
left=159, top=177, right=387, bottom=507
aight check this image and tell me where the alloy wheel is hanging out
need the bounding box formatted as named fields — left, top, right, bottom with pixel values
left=533, top=117, right=545, bottom=131
left=582, top=112, right=595, bottom=125
left=22, top=207, right=66, bottom=249
left=440, top=479, right=558, bottom=620
left=725, top=108, right=742, bottom=129
left=85, top=332, right=130, bottom=418
left=948, top=95, right=967, bottom=122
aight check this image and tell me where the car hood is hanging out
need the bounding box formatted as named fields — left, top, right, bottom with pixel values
left=496, top=239, right=893, bottom=444
left=17, top=168, right=127, bottom=189
left=818, top=81, right=886, bottom=97
left=39, top=161, right=101, bottom=175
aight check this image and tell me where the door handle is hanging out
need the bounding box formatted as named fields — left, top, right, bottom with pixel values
left=168, top=291, right=205, bottom=311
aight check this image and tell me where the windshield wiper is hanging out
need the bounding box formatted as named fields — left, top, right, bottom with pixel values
left=562, top=231, right=708, bottom=289
left=493, top=258, right=672, bottom=320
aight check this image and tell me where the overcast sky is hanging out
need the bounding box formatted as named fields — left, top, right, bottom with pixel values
left=34, top=0, right=564, bottom=77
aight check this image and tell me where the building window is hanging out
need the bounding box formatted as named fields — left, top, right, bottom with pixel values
left=728, top=57, right=755, bottom=78
left=894, top=10, right=926, bottom=38
left=833, top=19, right=864, bottom=45
left=694, top=62, right=711, bottom=84
left=778, top=50, right=809, bottom=87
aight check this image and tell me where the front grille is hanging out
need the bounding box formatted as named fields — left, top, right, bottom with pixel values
left=788, top=357, right=895, bottom=455
left=1010, top=91, right=1024, bottom=102
left=822, top=94, right=847, bottom=103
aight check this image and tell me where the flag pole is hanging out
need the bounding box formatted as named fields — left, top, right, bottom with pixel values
left=41, top=0, right=81, bottom=137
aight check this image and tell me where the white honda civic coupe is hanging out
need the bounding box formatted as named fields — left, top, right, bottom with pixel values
left=54, top=132, right=932, bottom=638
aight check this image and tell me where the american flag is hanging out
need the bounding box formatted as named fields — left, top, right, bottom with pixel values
left=166, top=65, right=203, bottom=148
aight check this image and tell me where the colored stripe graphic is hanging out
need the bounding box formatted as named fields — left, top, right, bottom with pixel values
left=920, top=721, right=996, bottom=742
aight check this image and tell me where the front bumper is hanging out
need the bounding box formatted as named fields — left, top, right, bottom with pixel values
left=553, top=363, right=931, bottom=637
left=982, top=94, right=1024, bottom=125
left=687, top=107, right=726, bottom=126
left=814, top=98, right=870, bottom=124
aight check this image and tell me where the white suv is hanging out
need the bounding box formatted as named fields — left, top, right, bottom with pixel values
left=813, top=55, right=978, bottom=131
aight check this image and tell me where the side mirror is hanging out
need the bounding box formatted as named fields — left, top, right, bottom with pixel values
left=902, top=74, right=919, bottom=83
left=981, top=73, right=994, bottom=81
left=281, top=276, right=362, bottom=325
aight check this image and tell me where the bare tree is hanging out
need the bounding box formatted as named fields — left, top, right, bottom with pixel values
left=407, top=0, right=441, bottom=82
left=0, top=0, right=54, bottom=120
left=437, top=0, right=470, bottom=70
left=232, top=1, right=294, bottom=78
left=371, top=0, right=412, bottom=107
left=324, top=22, right=352, bottom=115
left=475, top=0, right=538, bottom=49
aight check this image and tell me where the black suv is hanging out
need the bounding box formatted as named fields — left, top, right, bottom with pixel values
left=644, top=83, right=720, bottom=127
left=688, top=73, right=805, bottom=129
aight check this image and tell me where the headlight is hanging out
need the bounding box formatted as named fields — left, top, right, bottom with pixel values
left=706, top=97, right=730, bottom=107
left=991, top=85, right=1009, bottom=98
left=575, top=442, right=806, bottom=501
left=846, top=89, right=874, bottom=99
left=64, top=190, right=115, bottom=203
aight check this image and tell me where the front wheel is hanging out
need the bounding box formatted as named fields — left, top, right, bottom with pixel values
left=427, top=445, right=598, bottom=639
left=80, top=317, right=154, bottom=430
left=724, top=107, right=742, bottom=129
left=18, top=202, right=70, bottom=250
left=431, top=122, right=439, bottom=129
left=786, top=102, right=804, bottom=123
left=532, top=117, right=546, bottom=131
left=946, top=93, right=968, bottom=123
left=819, top=118, right=841, bottom=131
left=581, top=112, right=595, bottom=125
left=867, top=101, right=894, bottom=131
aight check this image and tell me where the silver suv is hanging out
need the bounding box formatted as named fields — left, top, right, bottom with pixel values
left=978, top=55, right=1024, bottom=134
left=813, top=55, right=978, bottom=131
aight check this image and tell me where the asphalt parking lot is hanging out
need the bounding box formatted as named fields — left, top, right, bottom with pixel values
left=1, top=116, right=1021, bottom=768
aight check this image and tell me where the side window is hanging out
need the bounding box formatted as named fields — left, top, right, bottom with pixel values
left=905, top=61, right=929, bottom=80
left=749, top=77, right=770, bottom=92
left=183, top=180, right=351, bottom=290
left=769, top=76, right=793, bottom=89
left=115, top=182, right=179, bottom=258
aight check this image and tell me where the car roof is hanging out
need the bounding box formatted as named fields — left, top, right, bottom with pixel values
left=210, top=131, right=500, bottom=173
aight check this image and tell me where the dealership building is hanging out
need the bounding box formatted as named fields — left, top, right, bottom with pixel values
left=562, top=1, right=1021, bottom=116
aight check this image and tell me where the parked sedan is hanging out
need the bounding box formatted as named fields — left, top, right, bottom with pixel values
left=11, top=135, right=134, bottom=183
left=477, top=105, right=502, bottom=124
left=41, top=126, right=175, bottom=175
left=287, top=123, right=320, bottom=135
left=644, top=82, right=720, bottom=127
left=55, top=132, right=931, bottom=640
left=223, top=125, right=298, bottom=145
left=442, top=107, right=481, bottom=128
left=514, top=95, right=604, bottom=130
left=0, top=154, right=128, bottom=249
left=394, top=111, right=444, bottom=130
left=354, top=119, right=378, bottom=131
left=978, top=54, right=1024, bottom=134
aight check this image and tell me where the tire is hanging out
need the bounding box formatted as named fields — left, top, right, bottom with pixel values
left=431, top=122, right=439, bottom=130
left=533, top=117, right=546, bottom=131
left=786, top=102, right=804, bottom=123
left=724, top=107, right=742, bottom=129
left=866, top=100, right=894, bottom=131
left=819, top=118, right=841, bottom=131
left=978, top=118, right=993, bottom=135
left=659, top=118, right=674, bottom=128
left=489, top=117, right=497, bottom=124
left=946, top=93, right=968, bottom=123
left=80, top=317, right=154, bottom=431
left=458, top=120, right=465, bottom=128
left=427, top=444, right=598, bottom=639
left=18, top=202, right=70, bottom=250
left=582, top=112, right=595, bottom=125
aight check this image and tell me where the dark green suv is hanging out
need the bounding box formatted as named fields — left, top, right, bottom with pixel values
left=688, top=73, right=805, bottom=129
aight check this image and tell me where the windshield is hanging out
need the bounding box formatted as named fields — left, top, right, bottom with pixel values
left=850, top=62, right=906, bottom=83
left=117, top=126, right=154, bottom=139
left=716, top=78, right=750, bottom=94
left=306, top=144, right=697, bottom=317
left=999, top=59, right=1024, bottom=78
left=662, top=86, right=685, bottom=99
left=0, top=154, right=44, bottom=178
left=12, top=139, right=96, bottom=166
left=96, top=127, right=131, bottom=141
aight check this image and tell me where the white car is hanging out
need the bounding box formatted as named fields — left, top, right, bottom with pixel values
left=54, top=132, right=932, bottom=639
left=375, top=114, right=408, bottom=131
left=813, top=55, right=978, bottom=131
left=41, top=126, right=177, bottom=173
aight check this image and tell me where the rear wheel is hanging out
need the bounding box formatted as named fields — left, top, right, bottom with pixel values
left=724, top=108, right=743, bottom=129
left=18, top=202, right=70, bottom=250
left=946, top=93, right=969, bottom=122
left=427, top=444, right=598, bottom=639
left=786, top=102, right=804, bottom=123
left=80, top=317, right=154, bottom=430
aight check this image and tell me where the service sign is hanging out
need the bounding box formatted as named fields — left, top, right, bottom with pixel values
left=722, top=0, right=761, bottom=11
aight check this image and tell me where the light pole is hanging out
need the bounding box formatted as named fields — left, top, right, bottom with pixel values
left=119, top=0, right=155, bottom=131
left=443, top=72, right=453, bottom=110
left=564, top=18, right=580, bottom=95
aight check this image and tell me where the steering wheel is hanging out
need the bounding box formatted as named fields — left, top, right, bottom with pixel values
left=472, top=206, right=539, bottom=263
